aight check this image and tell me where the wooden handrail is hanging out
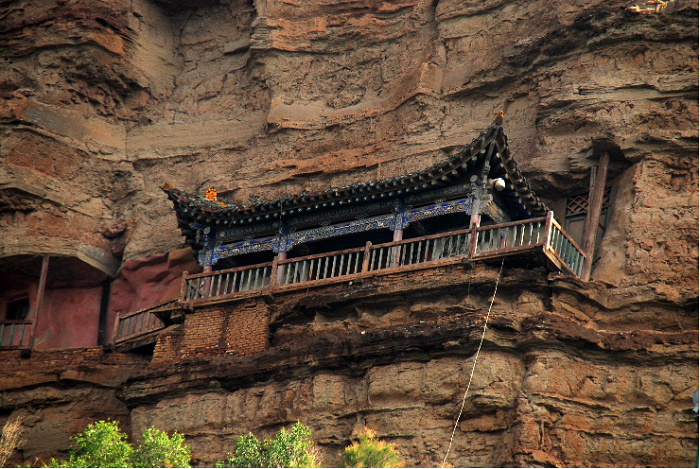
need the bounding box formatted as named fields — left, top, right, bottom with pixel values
left=475, top=217, right=547, bottom=231
left=550, top=218, right=585, bottom=255
left=0, top=320, right=33, bottom=325
left=276, top=245, right=366, bottom=265
left=117, top=300, right=180, bottom=320
left=186, top=261, right=274, bottom=279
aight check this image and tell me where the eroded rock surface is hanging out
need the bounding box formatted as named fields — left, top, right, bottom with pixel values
left=0, top=0, right=697, bottom=467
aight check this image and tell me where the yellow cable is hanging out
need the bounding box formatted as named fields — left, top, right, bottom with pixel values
left=442, top=259, right=504, bottom=467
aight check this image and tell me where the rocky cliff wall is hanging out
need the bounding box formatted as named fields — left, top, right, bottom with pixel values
left=2, top=266, right=696, bottom=467
left=1, top=0, right=696, bottom=268
left=0, top=0, right=697, bottom=467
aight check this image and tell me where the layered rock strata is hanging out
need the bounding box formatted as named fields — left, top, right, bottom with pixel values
left=0, top=0, right=697, bottom=467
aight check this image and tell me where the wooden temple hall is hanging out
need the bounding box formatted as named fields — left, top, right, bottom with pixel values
left=106, top=122, right=612, bottom=354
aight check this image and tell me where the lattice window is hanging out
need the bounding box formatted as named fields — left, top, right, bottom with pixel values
left=565, top=186, right=612, bottom=218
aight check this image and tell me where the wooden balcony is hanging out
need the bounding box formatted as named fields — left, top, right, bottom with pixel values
left=113, top=212, right=585, bottom=350
left=0, top=320, right=33, bottom=350
left=111, top=299, right=179, bottom=352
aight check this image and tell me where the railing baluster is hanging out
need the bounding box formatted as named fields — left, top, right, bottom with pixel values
left=215, top=274, right=223, bottom=296
left=137, top=312, right=145, bottom=335
left=9, top=324, right=16, bottom=346
left=558, top=229, right=566, bottom=255
left=223, top=273, right=231, bottom=295
left=314, top=258, right=321, bottom=279
left=339, top=254, right=346, bottom=276
left=446, top=235, right=455, bottom=257
left=207, top=275, right=215, bottom=297
left=328, top=255, right=336, bottom=277
left=253, top=268, right=260, bottom=289
left=321, top=256, right=328, bottom=279
left=354, top=251, right=361, bottom=273
left=293, top=261, right=301, bottom=284
left=19, top=323, right=26, bottom=346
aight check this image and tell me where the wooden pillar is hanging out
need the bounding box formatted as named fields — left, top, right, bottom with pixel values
left=275, top=251, right=287, bottom=285
left=361, top=241, right=372, bottom=273
left=468, top=215, right=481, bottom=257
left=30, top=255, right=50, bottom=350
left=581, top=152, right=610, bottom=281
left=391, top=229, right=403, bottom=267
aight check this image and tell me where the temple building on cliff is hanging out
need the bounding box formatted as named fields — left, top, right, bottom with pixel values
left=1, top=123, right=611, bottom=356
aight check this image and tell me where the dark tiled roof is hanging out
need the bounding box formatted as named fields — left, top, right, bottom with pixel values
left=163, top=124, right=548, bottom=240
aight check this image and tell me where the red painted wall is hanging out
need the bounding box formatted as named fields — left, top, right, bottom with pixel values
left=105, top=248, right=200, bottom=343
left=34, top=286, right=102, bottom=349
left=1, top=248, right=200, bottom=348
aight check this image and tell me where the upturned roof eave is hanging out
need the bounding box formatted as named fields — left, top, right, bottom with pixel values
left=162, top=123, right=549, bottom=235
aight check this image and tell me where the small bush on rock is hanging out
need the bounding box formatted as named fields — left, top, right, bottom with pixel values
left=339, top=428, right=403, bottom=468
left=215, top=422, right=317, bottom=468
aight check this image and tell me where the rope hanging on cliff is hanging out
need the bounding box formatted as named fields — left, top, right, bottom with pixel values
left=442, top=259, right=504, bottom=467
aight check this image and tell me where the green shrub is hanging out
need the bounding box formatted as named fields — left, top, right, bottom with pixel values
left=339, top=428, right=403, bottom=468
left=46, top=420, right=190, bottom=468
left=215, top=422, right=317, bottom=468
left=47, top=420, right=133, bottom=468
left=132, top=428, right=191, bottom=468
left=215, top=433, right=264, bottom=468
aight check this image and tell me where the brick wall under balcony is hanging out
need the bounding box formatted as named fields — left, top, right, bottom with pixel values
left=152, top=299, right=270, bottom=363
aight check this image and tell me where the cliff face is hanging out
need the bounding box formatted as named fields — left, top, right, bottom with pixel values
left=0, top=0, right=698, bottom=467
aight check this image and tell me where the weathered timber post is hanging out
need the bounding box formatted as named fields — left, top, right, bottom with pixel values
left=542, top=211, right=554, bottom=250
left=29, top=255, right=50, bottom=350
left=269, top=255, right=279, bottom=288
left=180, top=271, right=189, bottom=302
left=581, top=152, right=610, bottom=281
left=468, top=214, right=481, bottom=258
left=361, top=241, right=372, bottom=273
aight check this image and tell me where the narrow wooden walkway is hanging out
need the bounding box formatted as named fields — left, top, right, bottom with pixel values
left=112, top=212, right=584, bottom=349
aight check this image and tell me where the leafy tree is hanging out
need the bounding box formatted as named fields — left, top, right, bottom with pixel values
left=46, top=420, right=191, bottom=468
left=339, top=428, right=403, bottom=468
left=215, top=433, right=264, bottom=468
left=132, top=427, right=191, bottom=468
left=48, top=420, right=133, bottom=468
left=215, top=422, right=317, bottom=468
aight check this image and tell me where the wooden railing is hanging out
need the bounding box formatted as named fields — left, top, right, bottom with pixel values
left=368, top=230, right=472, bottom=271
left=277, top=247, right=365, bottom=287
left=183, top=263, right=273, bottom=301
left=0, top=320, right=33, bottom=349
left=113, top=213, right=586, bottom=346
left=179, top=212, right=585, bottom=307
left=113, top=299, right=178, bottom=345
left=548, top=218, right=585, bottom=277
